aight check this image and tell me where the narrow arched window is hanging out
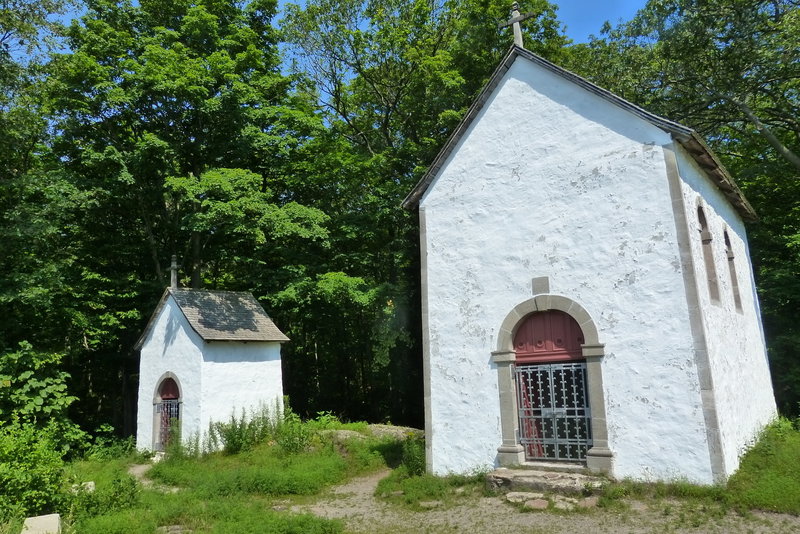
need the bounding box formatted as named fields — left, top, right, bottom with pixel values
left=697, top=206, right=720, bottom=302
left=724, top=231, right=743, bottom=312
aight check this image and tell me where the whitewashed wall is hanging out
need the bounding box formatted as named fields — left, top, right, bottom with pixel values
left=136, top=297, right=204, bottom=450
left=676, top=146, right=777, bottom=477
left=420, top=58, right=716, bottom=482
left=200, top=342, right=284, bottom=435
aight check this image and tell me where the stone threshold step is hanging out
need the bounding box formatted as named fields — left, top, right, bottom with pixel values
left=486, top=467, right=606, bottom=495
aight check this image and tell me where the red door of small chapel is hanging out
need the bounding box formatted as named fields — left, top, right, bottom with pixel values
left=514, top=310, right=592, bottom=462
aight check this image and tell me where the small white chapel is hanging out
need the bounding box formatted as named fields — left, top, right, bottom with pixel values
left=134, top=268, right=288, bottom=451
left=403, top=37, right=777, bottom=482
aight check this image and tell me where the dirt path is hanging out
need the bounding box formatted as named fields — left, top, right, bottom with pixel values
left=291, top=469, right=800, bottom=534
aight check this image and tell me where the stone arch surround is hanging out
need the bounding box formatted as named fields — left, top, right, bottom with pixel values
left=152, top=371, right=183, bottom=403
left=491, top=294, right=614, bottom=474
left=152, top=371, right=183, bottom=451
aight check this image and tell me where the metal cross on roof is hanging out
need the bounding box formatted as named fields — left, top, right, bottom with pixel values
left=498, top=2, right=536, bottom=48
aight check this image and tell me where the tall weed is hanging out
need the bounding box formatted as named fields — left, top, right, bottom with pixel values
left=276, top=411, right=311, bottom=454
left=208, top=404, right=280, bottom=455
left=65, top=475, right=140, bottom=521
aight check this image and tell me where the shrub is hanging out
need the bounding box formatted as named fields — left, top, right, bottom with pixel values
left=84, top=424, right=137, bottom=461
left=401, top=436, right=425, bottom=477
left=208, top=404, right=279, bottom=455
left=276, top=411, right=311, bottom=454
left=65, top=475, right=140, bottom=521
left=0, top=420, right=65, bottom=520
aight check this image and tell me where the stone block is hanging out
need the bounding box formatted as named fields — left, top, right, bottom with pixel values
left=523, top=498, right=549, bottom=510
left=21, top=514, right=61, bottom=534
left=506, top=491, right=545, bottom=503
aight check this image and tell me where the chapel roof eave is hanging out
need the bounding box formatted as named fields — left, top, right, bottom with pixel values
left=401, top=45, right=758, bottom=222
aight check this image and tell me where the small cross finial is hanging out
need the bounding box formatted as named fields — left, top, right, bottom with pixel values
left=499, top=2, right=536, bottom=49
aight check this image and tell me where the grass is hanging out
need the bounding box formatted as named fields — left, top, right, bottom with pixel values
left=727, top=417, right=800, bottom=514
left=4, top=415, right=799, bottom=533
left=375, top=467, right=485, bottom=510
left=591, top=418, right=800, bottom=519
left=55, top=413, right=400, bottom=534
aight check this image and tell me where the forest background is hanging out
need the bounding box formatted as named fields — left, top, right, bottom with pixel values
left=1, top=0, right=799, bottom=442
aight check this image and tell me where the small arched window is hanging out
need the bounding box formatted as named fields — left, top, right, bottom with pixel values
left=724, top=231, right=743, bottom=312
left=697, top=206, right=720, bottom=302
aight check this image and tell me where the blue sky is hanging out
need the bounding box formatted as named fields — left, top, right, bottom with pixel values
left=57, top=1, right=647, bottom=44
left=554, top=0, right=647, bottom=43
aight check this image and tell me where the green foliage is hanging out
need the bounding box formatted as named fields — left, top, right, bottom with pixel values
left=376, top=466, right=483, bottom=510
left=150, top=441, right=348, bottom=497
left=72, top=496, right=342, bottom=534
left=65, top=475, right=140, bottom=522
left=0, top=341, right=85, bottom=455
left=593, top=419, right=800, bottom=515
left=207, top=404, right=280, bottom=455
left=0, top=421, right=65, bottom=521
left=0, top=341, right=76, bottom=420
left=275, top=410, right=312, bottom=455
left=83, top=425, right=138, bottom=461
left=400, top=435, right=425, bottom=477
left=373, top=433, right=482, bottom=509
left=727, top=417, right=800, bottom=514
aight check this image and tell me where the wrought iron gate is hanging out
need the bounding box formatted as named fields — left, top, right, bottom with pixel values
left=515, top=362, right=592, bottom=461
left=155, top=400, right=180, bottom=451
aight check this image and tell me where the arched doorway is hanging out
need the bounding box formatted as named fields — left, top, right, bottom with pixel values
left=492, top=293, right=613, bottom=474
left=154, top=376, right=181, bottom=451
left=513, top=311, right=591, bottom=461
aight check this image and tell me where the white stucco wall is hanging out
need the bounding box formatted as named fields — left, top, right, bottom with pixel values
left=675, top=146, right=777, bottom=477
left=200, top=342, right=284, bottom=435
left=136, top=297, right=204, bottom=450
left=420, top=57, right=716, bottom=482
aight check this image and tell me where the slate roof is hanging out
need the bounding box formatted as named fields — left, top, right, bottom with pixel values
left=135, top=288, right=289, bottom=350
left=402, top=45, right=757, bottom=222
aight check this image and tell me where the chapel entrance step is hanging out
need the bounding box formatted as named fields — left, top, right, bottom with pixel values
left=486, top=467, right=606, bottom=495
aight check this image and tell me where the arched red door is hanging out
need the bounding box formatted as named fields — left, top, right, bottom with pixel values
left=514, top=311, right=592, bottom=462
left=155, top=377, right=181, bottom=451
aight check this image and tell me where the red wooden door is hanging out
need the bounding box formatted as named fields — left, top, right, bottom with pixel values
left=513, top=310, right=585, bottom=363
left=514, top=311, right=590, bottom=461
left=156, top=378, right=180, bottom=451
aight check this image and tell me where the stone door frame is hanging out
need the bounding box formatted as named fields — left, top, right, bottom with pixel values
left=493, top=294, right=614, bottom=474
left=152, top=372, right=182, bottom=451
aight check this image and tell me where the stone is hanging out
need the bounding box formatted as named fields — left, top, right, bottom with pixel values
left=21, top=514, right=61, bottom=534
left=486, top=468, right=606, bottom=495
left=552, top=496, right=578, bottom=510
left=577, top=496, right=600, bottom=508
left=506, top=491, right=545, bottom=503
left=70, top=481, right=95, bottom=494
left=523, top=499, right=549, bottom=510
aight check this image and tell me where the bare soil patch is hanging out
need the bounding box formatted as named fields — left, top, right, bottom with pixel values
left=291, top=469, right=800, bottom=534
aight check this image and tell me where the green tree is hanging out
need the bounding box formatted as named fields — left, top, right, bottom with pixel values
left=26, top=0, right=328, bottom=431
